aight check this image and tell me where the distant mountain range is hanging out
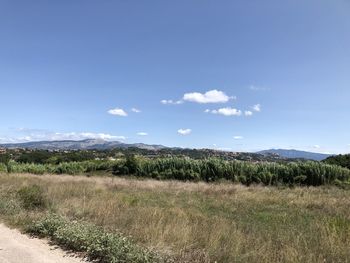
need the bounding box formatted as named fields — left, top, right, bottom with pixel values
left=0, top=139, right=167, bottom=151
left=257, top=149, right=333, bottom=161
left=0, top=140, right=334, bottom=161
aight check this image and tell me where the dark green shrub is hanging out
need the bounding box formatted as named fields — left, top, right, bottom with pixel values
left=323, top=154, right=350, bottom=169
left=125, top=154, right=138, bottom=174
left=112, top=161, right=129, bottom=175
left=17, top=184, right=47, bottom=210
left=28, top=213, right=65, bottom=236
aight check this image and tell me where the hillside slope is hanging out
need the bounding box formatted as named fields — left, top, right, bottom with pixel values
left=258, top=149, right=332, bottom=161
left=0, top=139, right=166, bottom=151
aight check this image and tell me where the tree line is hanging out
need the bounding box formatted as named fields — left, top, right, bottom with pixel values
left=323, top=154, right=350, bottom=169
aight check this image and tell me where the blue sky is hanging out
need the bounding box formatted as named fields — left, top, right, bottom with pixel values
left=0, top=0, right=349, bottom=153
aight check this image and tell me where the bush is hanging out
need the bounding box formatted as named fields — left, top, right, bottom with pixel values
left=0, top=163, right=7, bottom=173
left=7, top=160, right=50, bottom=174
left=17, top=185, right=47, bottom=210
left=29, top=214, right=163, bottom=263
left=323, top=154, right=350, bottom=169
left=125, top=155, right=139, bottom=174
left=6, top=160, right=118, bottom=175
left=28, top=213, right=65, bottom=236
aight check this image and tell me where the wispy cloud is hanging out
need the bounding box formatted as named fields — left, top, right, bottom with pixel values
left=131, top=108, right=141, bottom=113
left=234, top=136, right=244, bottom=140
left=54, top=132, right=126, bottom=141
left=0, top=131, right=126, bottom=143
left=244, top=110, right=253, bottom=116
left=313, top=145, right=321, bottom=149
left=211, top=107, right=242, bottom=116
left=252, top=104, right=261, bottom=112
left=183, top=89, right=234, bottom=104
left=160, top=99, right=183, bottom=105
left=108, top=108, right=128, bottom=116
left=137, top=132, right=148, bottom=136
left=206, top=106, right=259, bottom=117
left=178, top=129, right=192, bottom=135
left=0, top=137, right=12, bottom=143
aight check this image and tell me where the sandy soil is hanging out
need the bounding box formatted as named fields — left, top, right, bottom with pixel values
left=0, top=224, right=86, bottom=263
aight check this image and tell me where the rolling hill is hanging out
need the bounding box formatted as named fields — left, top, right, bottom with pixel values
left=0, top=139, right=167, bottom=151
left=0, top=140, right=335, bottom=162
left=257, top=149, right=333, bottom=161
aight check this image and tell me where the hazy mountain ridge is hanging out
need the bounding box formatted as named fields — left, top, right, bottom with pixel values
left=258, top=149, right=333, bottom=161
left=0, top=140, right=335, bottom=161
left=0, top=139, right=167, bottom=151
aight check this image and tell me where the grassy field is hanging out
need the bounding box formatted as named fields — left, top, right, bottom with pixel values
left=1, top=173, right=350, bottom=262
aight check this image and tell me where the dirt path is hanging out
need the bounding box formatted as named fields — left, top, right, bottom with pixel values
left=0, top=224, right=86, bottom=263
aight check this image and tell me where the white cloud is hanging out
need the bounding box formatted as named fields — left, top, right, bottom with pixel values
left=162, top=89, right=234, bottom=106
left=234, top=136, right=244, bottom=140
left=244, top=110, right=253, bottom=116
left=137, top=132, right=148, bottom=136
left=18, top=136, right=32, bottom=141
left=131, top=108, right=141, bottom=113
left=183, top=90, right=233, bottom=104
left=313, top=145, right=321, bottom=149
left=0, top=132, right=126, bottom=143
left=51, top=132, right=126, bottom=141
left=108, top=108, right=128, bottom=116
left=178, top=129, right=192, bottom=135
left=211, top=107, right=242, bottom=116
left=0, top=137, right=18, bottom=143
left=252, top=104, right=261, bottom=112
left=207, top=108, right=254, bottom=117
left=160, top=99, right=183, bottom=105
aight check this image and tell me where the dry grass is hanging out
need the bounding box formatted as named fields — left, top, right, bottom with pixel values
left=1, top=173, right=350, bottom=262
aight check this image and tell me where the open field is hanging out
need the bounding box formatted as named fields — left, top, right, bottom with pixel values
left=1, top=173, right=350, bottom=262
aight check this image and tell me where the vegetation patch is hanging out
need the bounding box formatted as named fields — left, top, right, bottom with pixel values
left=17, top=184, right=48, bottom=210
left=324, top=154, right=350, bottom=169
left=29, top=214, right=164, bottom=263
left=2, top=150, right=350, bottom=187
left=6, top=155, right=347, bottom=187
left=114, top=157, right=350, bottom=186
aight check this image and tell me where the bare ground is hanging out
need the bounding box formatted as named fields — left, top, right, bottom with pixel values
left=0, top=224, right=86, bottom=263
